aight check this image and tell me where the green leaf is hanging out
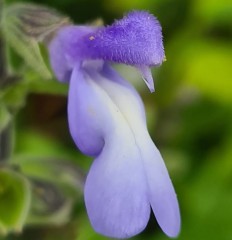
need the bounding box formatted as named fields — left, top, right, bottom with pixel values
left=1, top=3, right=70, bottom=80
left=3, top=3, right=70, bottom=42
left=1, top=77, right=29, bottom=110
left=0, top=169, right=31, bottom=235
left=2, top=22, right=51, bottom=79
left=12, top=156, right=85, bottom=196
left=24, top=70, right=68, bottom=95
left=14, top=130, right=90, bottom=170
left=10, top=156, right=83, bottom=226
left=27, top=193, right=72, bottom=226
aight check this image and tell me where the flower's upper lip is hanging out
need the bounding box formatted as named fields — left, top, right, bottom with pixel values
left=49, top=11, right=165, bottom=91
left=81, top=11, right=165, bottom=66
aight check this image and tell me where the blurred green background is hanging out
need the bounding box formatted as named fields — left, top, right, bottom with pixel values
left=1, top=0, right=232, bottom=239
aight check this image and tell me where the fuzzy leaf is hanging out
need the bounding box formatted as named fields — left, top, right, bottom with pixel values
left=2, top=3, right=70, bottom=79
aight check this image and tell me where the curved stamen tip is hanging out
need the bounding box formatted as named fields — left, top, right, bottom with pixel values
left=138, top=66, right=155, bottom=92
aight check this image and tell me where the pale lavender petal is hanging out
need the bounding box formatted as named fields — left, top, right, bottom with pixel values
left=139, top=135, right=181, bottom=237
left=48, top=26, right=99, bottom=82
left=85, top=137, right=150, bottom=238
left=69, top=64, right=151, bottom=238
left=93, top=65, right=181, bottom=237
left=48, top=33, right=71, bottom=82
left=98, top=63, right=146, bottom=123
left=67, top=63, right=106, bottom=156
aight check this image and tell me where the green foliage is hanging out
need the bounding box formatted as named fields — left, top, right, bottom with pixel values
left=1, top=2, right=71, bottom=81
left=10, top=131, right=85, bottom=227
left=2, top=16, right=51, bottom=79
left=0, top=169, right=31, bottom=235
left=1, top=77, right=29, bottom=110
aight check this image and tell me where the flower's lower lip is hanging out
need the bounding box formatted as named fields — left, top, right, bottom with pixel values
left=67, top=61, right=180, bottom=238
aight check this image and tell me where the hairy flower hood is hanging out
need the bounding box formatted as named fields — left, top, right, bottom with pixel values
left=49, top=11, right=165, bottom=92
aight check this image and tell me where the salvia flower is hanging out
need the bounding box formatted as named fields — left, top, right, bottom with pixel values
left=48, top=11, right=180, bottom=239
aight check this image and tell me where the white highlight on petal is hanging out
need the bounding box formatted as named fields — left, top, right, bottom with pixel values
left=82, top=69, right=150, bottom=238
left=95, top=64, right=181, bottom=237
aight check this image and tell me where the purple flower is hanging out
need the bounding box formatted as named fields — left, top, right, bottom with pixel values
left=48, top=11, right=180, bottom=239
